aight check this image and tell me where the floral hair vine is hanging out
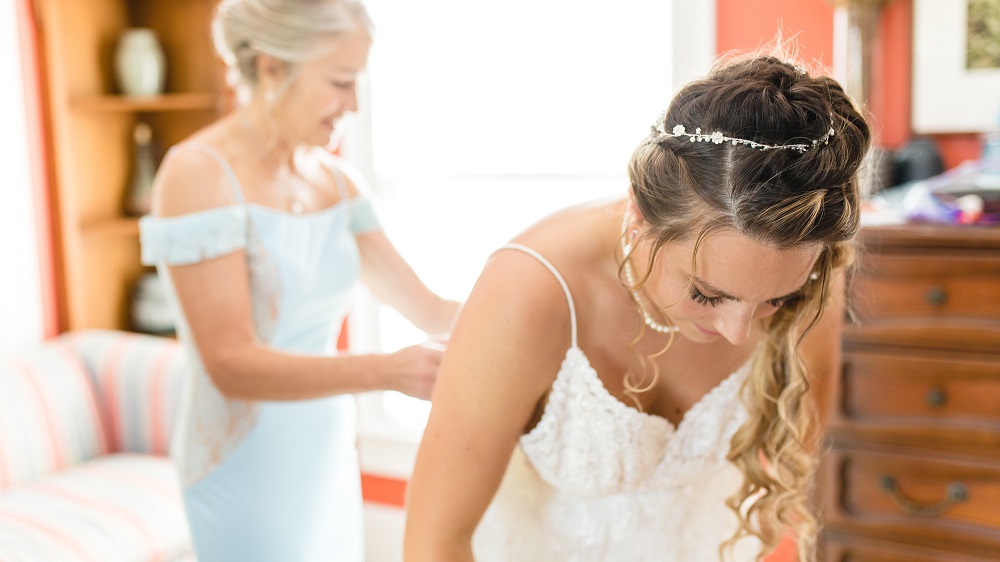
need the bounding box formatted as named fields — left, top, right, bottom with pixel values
left=651, top=115, right=835, bottom=154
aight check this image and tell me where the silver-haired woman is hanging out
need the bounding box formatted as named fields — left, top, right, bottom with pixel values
left=139, top=1, right=460, bottom=560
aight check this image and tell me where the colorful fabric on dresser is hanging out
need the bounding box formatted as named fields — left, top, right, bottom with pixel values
left=0, top=454, right=192, bottom=562
left=0, top=343, right=106, bottom=492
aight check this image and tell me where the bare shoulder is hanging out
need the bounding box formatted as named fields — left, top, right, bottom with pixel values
left=310, top=147, right=369, bottom=200
left=507, top=196, right=625, bottom=293
left=467, top=243, right=575, bottom=344
left=455, top=197, right=623, bottom=359
left=444, top=241, right=580, bottom=402
left=150, top=132, right=240, bottom=218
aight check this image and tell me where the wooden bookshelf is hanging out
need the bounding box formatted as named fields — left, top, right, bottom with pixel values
left=81, top=217, right=141, bottom=237
left=71, top=92, right=217, bottom=112
left=33, top=0, right=225, bottom=331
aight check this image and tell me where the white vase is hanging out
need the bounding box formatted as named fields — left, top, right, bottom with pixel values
left=114, top=28, right=166, bottom=96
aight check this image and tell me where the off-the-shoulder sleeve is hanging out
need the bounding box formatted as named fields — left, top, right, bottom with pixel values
left=350, top=197, right=382, bottom=234
left=139, top=206, right=248, bottom=266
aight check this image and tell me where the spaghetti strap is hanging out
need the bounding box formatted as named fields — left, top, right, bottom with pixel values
left=170, top=142, right=247, bottom=204
left=330, top=166, right=350, bottom=201
left=496, top=243, right=578, bottom=348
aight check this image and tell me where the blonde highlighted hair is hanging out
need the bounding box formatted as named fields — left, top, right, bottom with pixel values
left=622, top=52, right=871, bottom=561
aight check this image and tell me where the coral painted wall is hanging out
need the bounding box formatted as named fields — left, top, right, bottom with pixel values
left=716, top=0, right=980, bottom=169
left=717, top=0, right=835, bottom=70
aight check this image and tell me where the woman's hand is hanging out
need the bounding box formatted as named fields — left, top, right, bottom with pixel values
left=385, top=342, right=445, bottom=400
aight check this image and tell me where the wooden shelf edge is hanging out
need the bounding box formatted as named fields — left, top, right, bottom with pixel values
left=71, top=92, right=217, bottom=112
left=81, top=217, right=141, bottom=237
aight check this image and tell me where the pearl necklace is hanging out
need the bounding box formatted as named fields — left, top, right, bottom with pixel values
left=622, top=215, right=681, bottom=334
left=621, top=223, right=680, bottom=335
left=622, top=254, right=681, bottom=334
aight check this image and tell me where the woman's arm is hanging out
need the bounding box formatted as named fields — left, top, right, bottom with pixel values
left=152, top=149, right=441, bottom=401
left=355, top=230, right=461, bottom=336
left=314, top=150, right=461, bottom=336
left=311, top=149, right=461, bottom=336
left=166, top=252, right=440, bottom=401
left=403, top=249, right=572, bottom=561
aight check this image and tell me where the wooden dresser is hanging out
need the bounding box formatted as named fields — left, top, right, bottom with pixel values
left=818, top=225, right=1000, bottom=561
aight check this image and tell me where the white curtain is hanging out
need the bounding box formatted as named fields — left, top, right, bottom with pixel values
left=0, top=4, right=45, bottom=351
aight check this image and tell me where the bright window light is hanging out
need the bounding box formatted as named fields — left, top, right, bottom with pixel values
left=0, top=4, right=44, bottom=351
left=350, top=0, right=678, bottom=433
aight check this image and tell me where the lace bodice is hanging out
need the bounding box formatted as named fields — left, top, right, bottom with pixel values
left=472, top=244, right=762, bottom=561
left=522, top=346, right=749, bottom=497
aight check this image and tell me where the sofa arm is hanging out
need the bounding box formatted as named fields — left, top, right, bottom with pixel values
left=0, top=339, right=106, bottom=491
left=62, top=330, right=187, bottom=456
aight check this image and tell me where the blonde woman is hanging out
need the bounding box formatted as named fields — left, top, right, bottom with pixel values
left=139, top=1, right=459, bottom=560
left=405, top=54, right=872, bottom=562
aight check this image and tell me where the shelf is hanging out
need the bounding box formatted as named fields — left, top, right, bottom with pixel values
left=71, top=92, right=216, bottom=112
left=81, top=217, right=141, bottom=237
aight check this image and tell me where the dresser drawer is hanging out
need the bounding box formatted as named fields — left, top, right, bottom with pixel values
left=834, top=351, right=1000, bottom=449
left=821, top=533, right=998, bottom=562
left=820, top=447, right=1000, bottom=552
left=851, top=252, right=1000, bottom=321
left=846, top=252, right=1000, bottom=352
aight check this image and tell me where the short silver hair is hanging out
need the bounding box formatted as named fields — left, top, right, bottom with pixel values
left=212, top=0, right=372, bottom=97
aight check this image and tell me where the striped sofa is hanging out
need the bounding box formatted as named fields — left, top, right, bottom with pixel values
left=0, top=330, right=194, bottom=562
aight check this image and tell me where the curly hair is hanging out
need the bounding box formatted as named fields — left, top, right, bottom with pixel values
left=621, top=53, right=872, bottom=561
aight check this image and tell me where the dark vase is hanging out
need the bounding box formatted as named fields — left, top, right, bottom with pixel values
left=893, top=137, right=944, bottom=187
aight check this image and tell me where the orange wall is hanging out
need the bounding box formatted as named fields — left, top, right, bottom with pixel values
left=717, top=0, right=835, bottom=70
left=716, top=0, right=979, bottom=169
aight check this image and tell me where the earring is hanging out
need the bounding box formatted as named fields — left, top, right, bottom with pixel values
left=624, top=225, right=640, bottom=250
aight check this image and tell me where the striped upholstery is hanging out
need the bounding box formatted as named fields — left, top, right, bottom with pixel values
left=0, top=330, right=194, bottom=562
left=63, top=331, right=186, bottom=456
left=0, top=341, right=107, bottom=492
left=0, top=455, right=192, bottom=562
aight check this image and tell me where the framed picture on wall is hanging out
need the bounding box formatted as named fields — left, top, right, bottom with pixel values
left=912, top=0, right=1000, bottom=133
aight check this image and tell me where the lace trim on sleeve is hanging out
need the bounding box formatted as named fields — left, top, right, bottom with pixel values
left=140, top=206, right=248, bottom=266
left=349, top=197, right=382, bottom=234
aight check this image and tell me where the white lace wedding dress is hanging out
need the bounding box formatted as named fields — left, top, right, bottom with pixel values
left=472, top=244, right=763, bottom=562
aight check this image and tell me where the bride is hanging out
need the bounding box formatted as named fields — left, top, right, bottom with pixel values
left=403, top=52, right=872, bottom=562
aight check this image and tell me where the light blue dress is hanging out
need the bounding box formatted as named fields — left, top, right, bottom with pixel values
left=139, top=143, right=380, bottom=562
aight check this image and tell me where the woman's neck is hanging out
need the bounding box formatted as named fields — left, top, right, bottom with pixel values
left=234, top=103, right=299, bottom=168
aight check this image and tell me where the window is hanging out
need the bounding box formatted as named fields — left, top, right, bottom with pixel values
left=0, top=2, right=44, bottom=350
left=346, top=0, right=716, bottom=440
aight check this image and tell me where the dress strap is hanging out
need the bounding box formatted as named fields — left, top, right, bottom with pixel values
left=330, top=166, right=350, bottom=201
left=169, top=142, right=247, bottom=204
left=496, top=243, right=578, bottom=348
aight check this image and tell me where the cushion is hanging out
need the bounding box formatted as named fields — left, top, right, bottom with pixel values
left=0, top=454, right=192, bottom=562
left=62, top=331, right=187, bottom=455
left=0, top=343, right=106, bottom=491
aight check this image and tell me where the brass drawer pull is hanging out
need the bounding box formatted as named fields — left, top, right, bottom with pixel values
left=879, top=475, right=968, bottom=517
left=925, top=287, right=948, bottom=306
left=925, top=388, right=947, bottom=408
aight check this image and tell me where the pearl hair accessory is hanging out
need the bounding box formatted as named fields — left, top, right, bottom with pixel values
left=651, top=115, right=835, bottom=154
left=620, top=217, right=680, bottom=335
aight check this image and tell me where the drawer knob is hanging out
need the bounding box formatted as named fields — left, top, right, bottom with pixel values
left=879, top=475, right=968, bottom=518
left=925, top=388, right=947, bottom=408
left=925, top=287, right=948, bottom=306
